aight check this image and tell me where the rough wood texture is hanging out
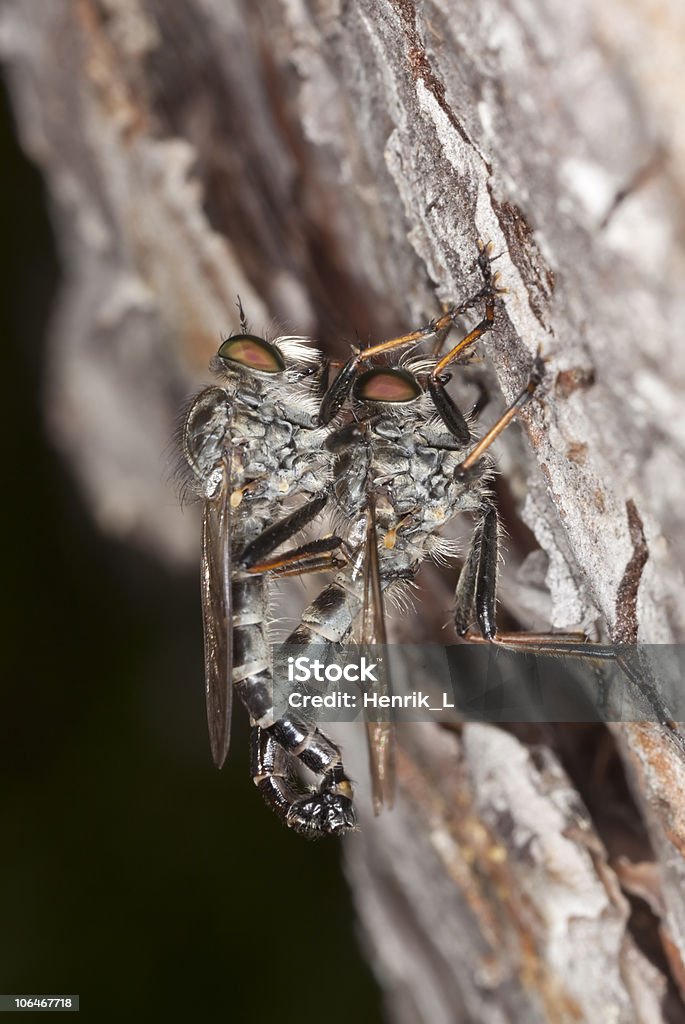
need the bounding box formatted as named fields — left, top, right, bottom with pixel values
left=3, top=0, right=685, bottom=1019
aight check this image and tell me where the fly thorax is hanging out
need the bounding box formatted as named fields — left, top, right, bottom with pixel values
left=263, top=417, right=294, bottom=451
left=424, top=504, right=448, bottom=526
left=183, top=387, right=231, bottom=490
left=373, top=420, right=402, bottom=442
left=233, top=384, right=265, bottom=408
left=373, top=493, right=395, bottom=528
left=292, top=423, right=331, bottom=453
left=388, top=473, right=424, bottom=513
left=233, top=397, right=268, bottom=434
left=373, top=442, right=410, bottom=478
left=452, top=478, right=488, bottom=515
left=378, top=539, right=415, bottom=576
left=274, top=473, right=294, bottom=497
left=412, top=447, right=440, bottom=477
left=288, top=456, right=331, bottom=496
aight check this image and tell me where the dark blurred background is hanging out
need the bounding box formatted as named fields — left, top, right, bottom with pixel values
left=0, top=75, right=380, bottom=1021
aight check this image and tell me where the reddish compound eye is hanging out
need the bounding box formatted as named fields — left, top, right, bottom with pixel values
left=218, top=335, right=286, bottom=373
left=353, top=368, right=422, bottom=404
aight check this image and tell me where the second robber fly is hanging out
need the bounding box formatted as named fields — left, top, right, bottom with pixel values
left=181, top=310, right=357, bottom=836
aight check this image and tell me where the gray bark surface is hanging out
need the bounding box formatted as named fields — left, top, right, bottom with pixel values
left=3, top=0, right=685, bottom=1019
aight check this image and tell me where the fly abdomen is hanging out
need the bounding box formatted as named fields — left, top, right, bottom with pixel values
left=230, top=574, right=275, bottom=725
left=288, top=575, right=363, bottom=647
left=267, top=714, right=343, bottom=775
left=234, top=672, right=273, bottom=724
left=250, top=729, right=297, bottom=823
left=251, top=729, right=356, bottom=836
left=232, top=623, right=268, bottom=675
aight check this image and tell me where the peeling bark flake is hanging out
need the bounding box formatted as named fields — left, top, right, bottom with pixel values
left=613, top=500, right=649, bottom=644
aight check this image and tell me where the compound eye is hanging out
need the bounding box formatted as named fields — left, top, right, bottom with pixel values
left=217, top=334, right=286, bottom=373
left=353, top=368, right=422, bottom=404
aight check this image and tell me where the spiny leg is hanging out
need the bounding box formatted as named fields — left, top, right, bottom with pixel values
left=426, top=278, right=497, bottom=444
left=423, top=245, right=502, bottom=442
left=244, top=536, right=344, bottom=577
left=450, top=358, right=572, bottom=640
left=453, top=406, right=679, bottom=737
left=462, top=631, right=682, bottom=741
left=454, top=502, right=500, bottom=640
left=468, top=378, right=491, bottom=421
left=360, top=245, right=497, bottom=368
left=319, top=245, right=500, bottom=427
left=427, top=377, right=472, bottom=446
left=453, top=350, right=545, bottom=637
left=457, top=353, right=544, bottom=475
left=431, top=245, right=498, bottom=378
left=239, top=493, right=329, bottom=568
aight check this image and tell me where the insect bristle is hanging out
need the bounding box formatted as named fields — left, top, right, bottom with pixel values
left=398, top=352, right=435, bottom=375
left=169, top=391, right=211, bottom=507
left=426, top=534, right=463, bottom=565
left=386, top=578, right=418, bottom=616
left=276, top=335, right=322, bottom=366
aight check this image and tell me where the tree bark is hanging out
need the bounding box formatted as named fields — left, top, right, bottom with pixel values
left=3, top=0, right=685, bottom=1019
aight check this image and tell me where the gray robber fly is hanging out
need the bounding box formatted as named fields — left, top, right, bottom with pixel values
left=272, top=242, right=680, bottom=830
left=181, top=308, right=357, bottom=836
left=278, top=243, right=544, bottom=824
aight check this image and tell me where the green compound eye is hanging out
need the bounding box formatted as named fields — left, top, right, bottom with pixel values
left=353, top=368, right=422, bottom=404
left=217, top=335, right=286, bottom=373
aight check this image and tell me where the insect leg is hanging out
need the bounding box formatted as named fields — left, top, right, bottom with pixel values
left=425, top=247, right=500, bottom=431
left=426, top=250, right=509, bottom=440
left=463, top=632, right=683, bottom=745
left=452, top=352, right=544, bottom=637
left=318, top=246, right=498, bottom=426
left=239, top=493, right=328, bottom=568
left=456, top=508, right=680, bottom=739
left=454, top=503, right=499, bottom=640
left=426, top=376, right=472, bottom=445
left=244, top=536, right=344, bottom=576
left=365, top=248, right=497, bottom=366
left=468, top=378, right=491, bottom=420
left=431, top=295, right=496, bottom=378
left=456, top=354, right=544, bottom=475
left=430, top=374, right=492, bottom=445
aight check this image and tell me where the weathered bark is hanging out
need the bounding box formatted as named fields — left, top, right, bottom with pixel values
left=3, top=0, right=685, bottom=1019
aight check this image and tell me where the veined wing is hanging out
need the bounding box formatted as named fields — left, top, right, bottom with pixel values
left=360, top=493, right=396, bottom=813
left=201, top=454, right=233, bottom=768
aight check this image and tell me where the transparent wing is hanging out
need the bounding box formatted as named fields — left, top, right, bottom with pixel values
left=360, top=494, right=396, bottom=813
left=200, top=454, right=233, bottom=768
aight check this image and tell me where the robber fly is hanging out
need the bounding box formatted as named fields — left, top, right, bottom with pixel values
left=277, top=242, right=685, bottom=830
left=181, top=311, right=357, bottom=836
left=275, top=245, right=545, bottom=819
left=282, top=371, right=496, bottom=813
